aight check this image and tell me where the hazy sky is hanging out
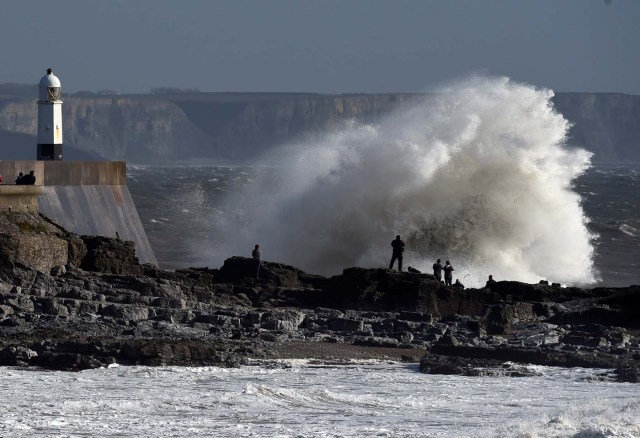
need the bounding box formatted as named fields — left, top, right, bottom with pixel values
left=1, top=0, right=638, bottom=94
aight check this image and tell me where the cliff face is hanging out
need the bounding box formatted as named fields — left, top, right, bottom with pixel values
left=168, top=93, right=418, bottom=160
left=552, top=93, right=640, bottom=163
left=1, top=92, right=638, bottom=164
left=0, top=96, right=209, bottom=163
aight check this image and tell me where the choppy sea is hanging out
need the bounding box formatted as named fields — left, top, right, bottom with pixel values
left=1, top=362, right=639, bottom=437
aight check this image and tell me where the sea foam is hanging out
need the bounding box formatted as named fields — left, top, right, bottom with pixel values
left=215, top=76, right=597, bottom=286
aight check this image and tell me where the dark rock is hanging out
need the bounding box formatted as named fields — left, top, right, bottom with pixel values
left=479, top=304, right=514, bottom=335
left=328, top=318, right=364, bottom=333
left=615, top=360, right=640, bottom=383
left=419, top=353, right=542, bottom=377
left=397, top=311, right=433, bottom=323
left=325, top=267, right=494, bottom=315
left=354, top=336, right=400, bottom=348
left=218, top=257, right=316, bottom=288
left=0, top=212, right=639, bottom=381
left=2, top=294, right=34, bottom=312
left=435, top=329, right=461, bottom=347
left=0, top=345, right=38, bottom=366
left=429, top=344, right=624, bottom=370
left=50, top=265, right=66, bottom=276
left=80, top=236, right=143, bottom=275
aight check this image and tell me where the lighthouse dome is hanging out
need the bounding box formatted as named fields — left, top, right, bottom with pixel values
left=39, top=68, right=62, bottom=101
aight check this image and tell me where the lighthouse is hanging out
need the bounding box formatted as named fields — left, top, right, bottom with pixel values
left=37, top=68, right=63, bottom=160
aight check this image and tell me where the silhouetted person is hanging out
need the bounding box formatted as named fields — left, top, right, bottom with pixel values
left=443, top=260, right=454, bottom=286
left=432, top=259, right=444, bottom=282
left=485, top=274, right=496, bottom=289
left=454, top=279, right=464, bottom=289
left=0, top=175, right=3, bottom=184
left=23, top=171, right=36, bottom=185
left=15, top=172, right=24, bottom=185
left=389, top=235, right=405, bottom=271
left=252, top=244, right=262, bottom=279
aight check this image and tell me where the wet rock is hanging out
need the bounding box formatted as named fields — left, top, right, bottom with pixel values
left=354, top=336, right=400, bottom=348
left=615, top=360, right=640, bottom=383
left=419, top=353, right=542, bottom=378
left=0, top=345, right=38, bottom=366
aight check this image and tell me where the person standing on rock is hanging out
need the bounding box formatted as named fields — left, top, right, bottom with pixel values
left=252, top=244, right=262, bottom=279
left=433, top=259, right=444, bottom=282
left=389, top=235, right=405, bottom=271
left=443, top=260, right=454, bottom=286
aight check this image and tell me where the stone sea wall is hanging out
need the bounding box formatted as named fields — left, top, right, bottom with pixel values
left=0, top=160, right=156, bottom=265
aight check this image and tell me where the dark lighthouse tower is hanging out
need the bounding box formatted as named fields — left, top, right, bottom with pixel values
left=37, top=68, right=63, bottom=160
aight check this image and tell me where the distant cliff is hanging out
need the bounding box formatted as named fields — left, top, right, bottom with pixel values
left=0, top=96, right=209, bottom=163
left=1, top=91, right=638, bottom=164
left=552, top=93, right=640, bottom=163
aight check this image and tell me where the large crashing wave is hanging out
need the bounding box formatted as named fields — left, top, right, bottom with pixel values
left=212, top=77, right=597, bottom=286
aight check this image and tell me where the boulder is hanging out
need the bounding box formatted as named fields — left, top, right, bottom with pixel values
left=0, top=346, right=38, bottom=366
left=2, top=294, right=34, bottom=312
left=218, top=257, right=310, bottom=288
left=479, top=304, right=514, bottom=335
left=80, top=236, right=142, bottom=275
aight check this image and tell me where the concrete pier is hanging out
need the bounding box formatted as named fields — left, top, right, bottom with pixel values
left=0, top=185, right=42, bottom=212
left=0, top=160, right=156, bottom=265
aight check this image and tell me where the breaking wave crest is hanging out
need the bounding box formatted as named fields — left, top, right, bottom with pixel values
left=215, top=76, right=597, bottom=286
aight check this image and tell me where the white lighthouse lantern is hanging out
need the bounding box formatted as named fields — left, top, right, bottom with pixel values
left=37, top=68, right=63, bottom=160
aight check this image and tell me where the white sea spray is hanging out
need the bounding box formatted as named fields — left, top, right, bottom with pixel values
left=210, top=77, right=596, bottom=287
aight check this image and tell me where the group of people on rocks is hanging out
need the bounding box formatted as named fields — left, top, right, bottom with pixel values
left=388, top=234, right=494, bottom=289
left=249, top=235, right=496, bottom=288
left=431, top=258, right=456, bottom=286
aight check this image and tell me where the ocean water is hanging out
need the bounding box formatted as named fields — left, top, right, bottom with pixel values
left=1, top=361, right=639, bottom=437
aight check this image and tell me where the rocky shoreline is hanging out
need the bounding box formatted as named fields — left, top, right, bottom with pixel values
left=0, top=212, right=638, bottom=382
